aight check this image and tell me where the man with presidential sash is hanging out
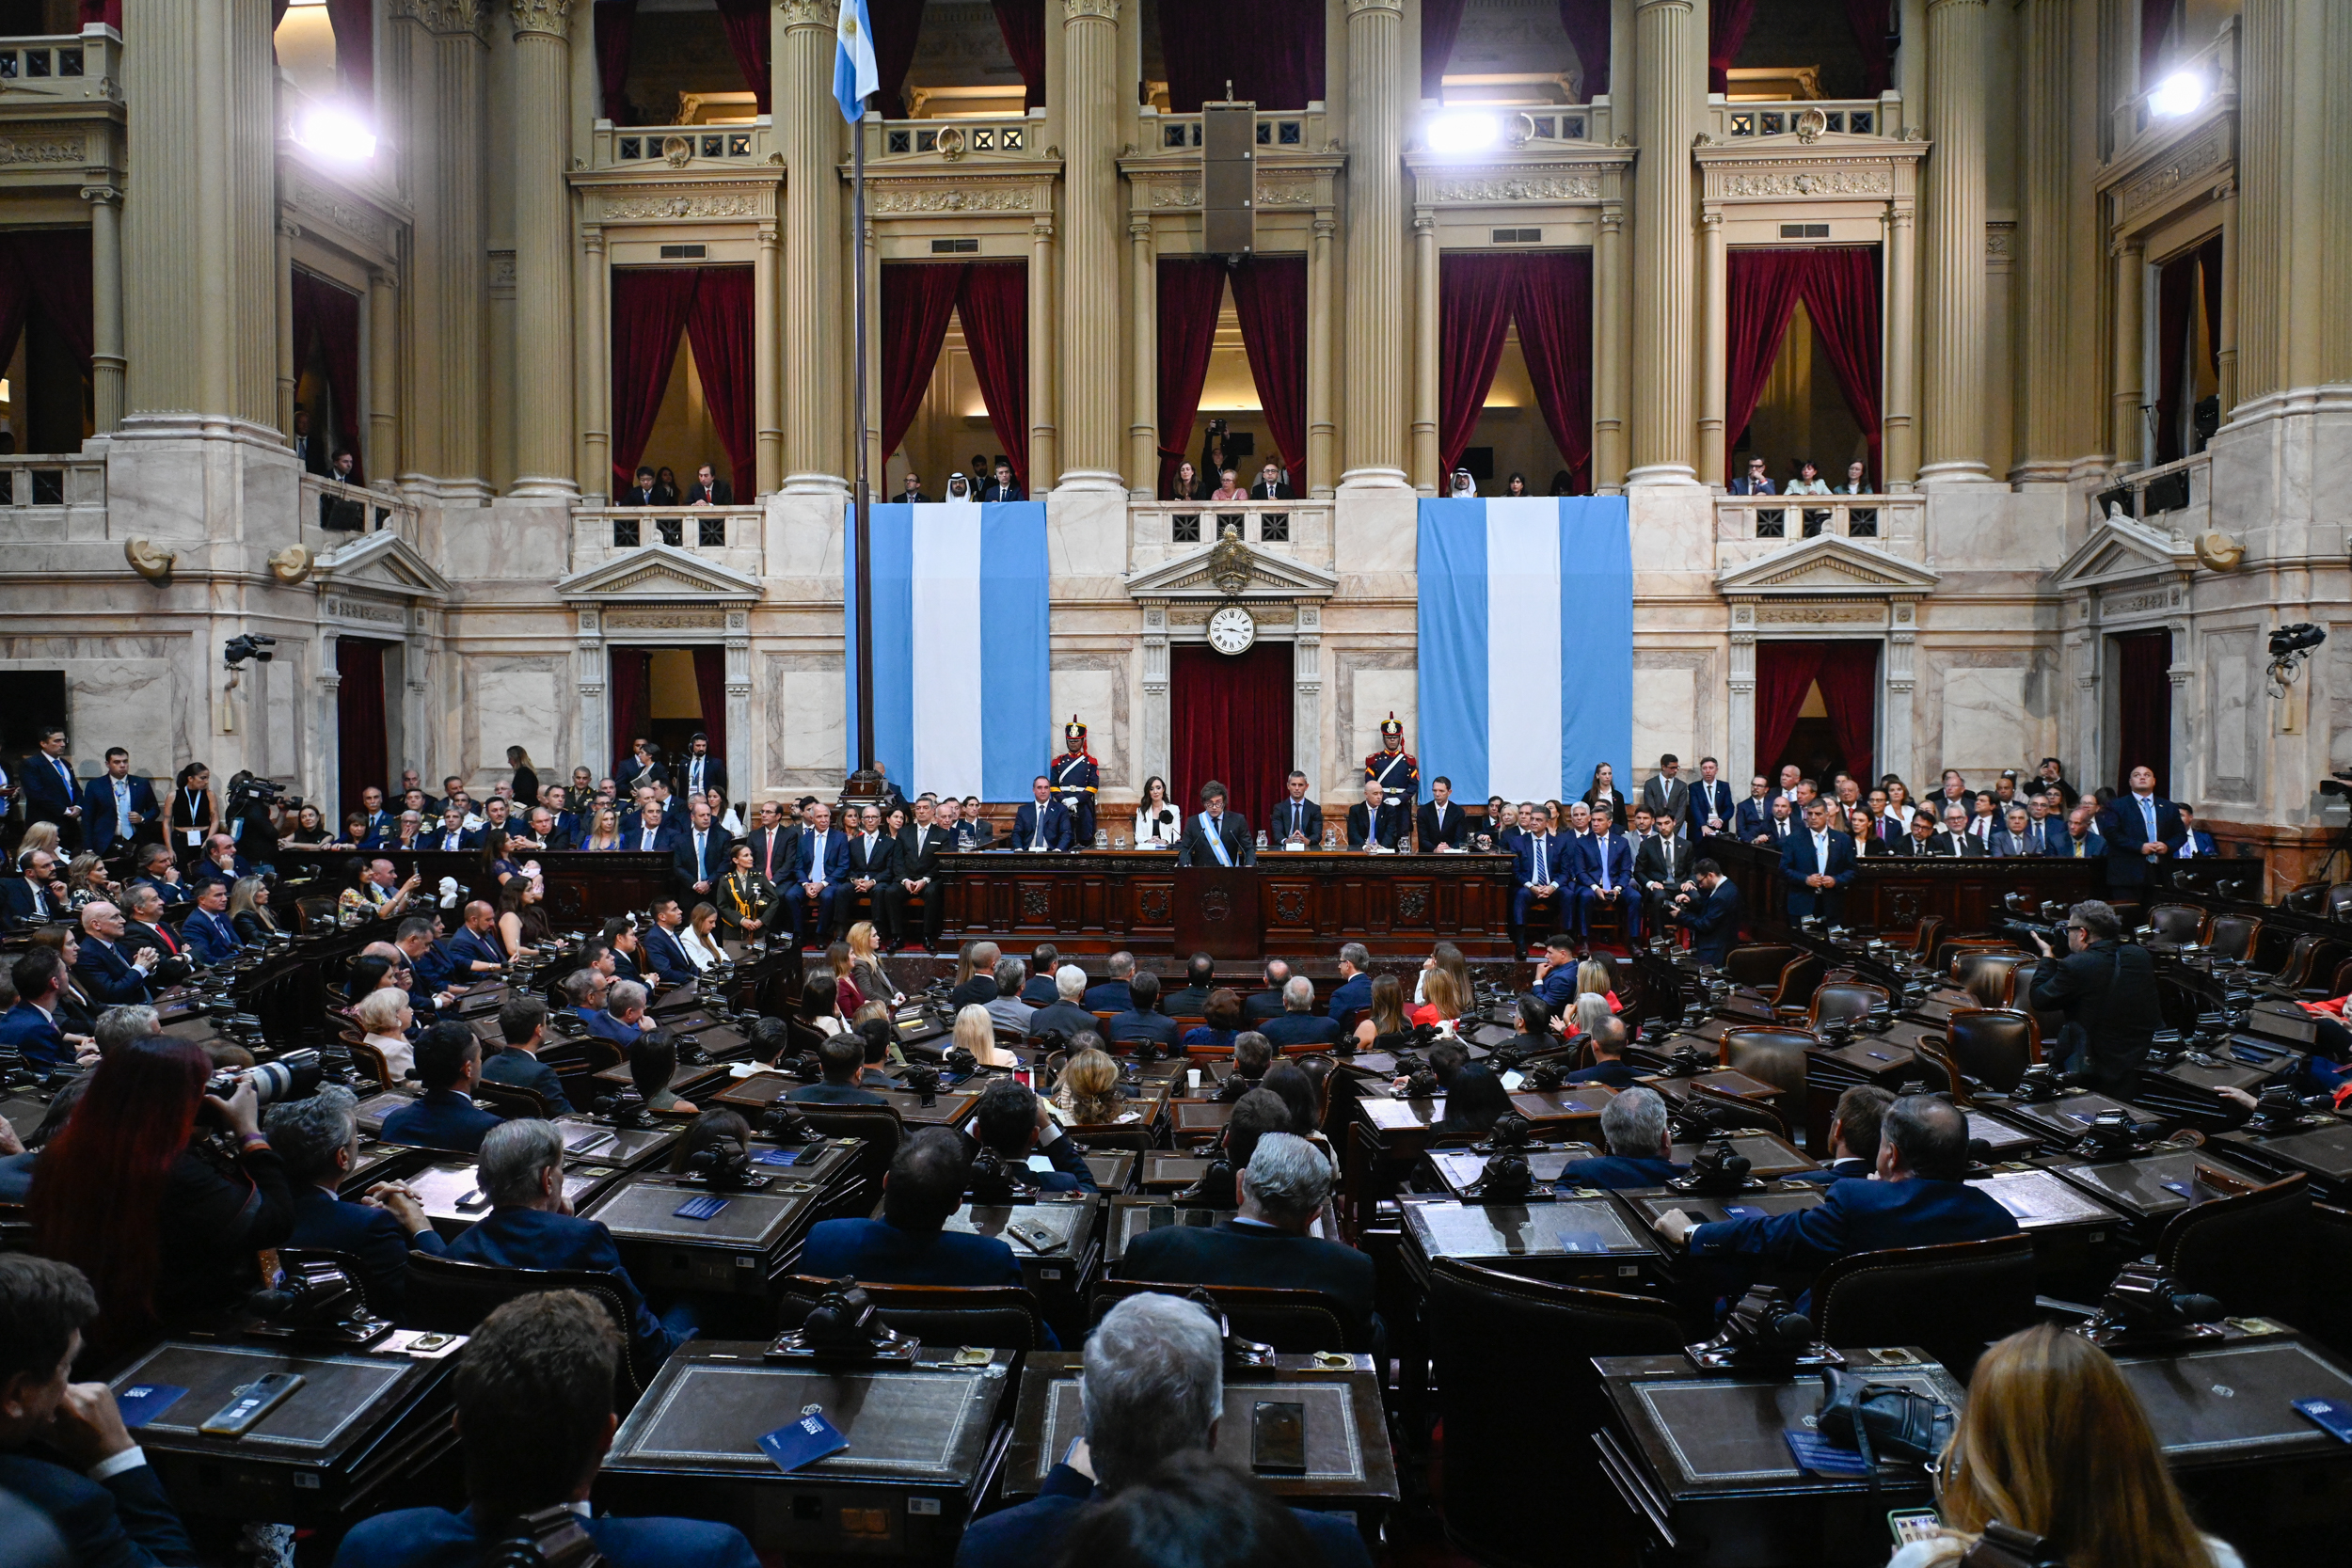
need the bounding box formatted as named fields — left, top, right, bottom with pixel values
left=1050, top=716, right=1101, bottom=847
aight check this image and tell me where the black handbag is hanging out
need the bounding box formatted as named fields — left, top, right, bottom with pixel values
left=1815, top=1369, right=1955, bottom=1489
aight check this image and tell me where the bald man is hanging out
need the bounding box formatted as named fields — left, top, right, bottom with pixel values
left=76, top=901, right=159, bottom=1004
left=447, top=899, right=507, bottom=974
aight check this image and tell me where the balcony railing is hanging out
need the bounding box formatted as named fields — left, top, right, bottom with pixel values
left=1143, top=105, right=1327, bottom=151
left=878, top=114, right=1042, bottom=159
left=1714, top=492, right=1926, bottom=571
left=1128, top=499, right=1333, bottom=572
left=0, top=24, right=118, bottom=107
left=590, top=119, right=775, bottom=173
left=570, top=504, right=763, bottom=576
left=1706, top=93, right=1903, bottom=141
left=2095, top=451, right=2209, bottom=531
left=301, top=474, right=418, bottom=546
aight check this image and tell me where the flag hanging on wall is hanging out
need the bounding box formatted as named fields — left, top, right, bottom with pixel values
left=845, top=500, right=1050, bottom=801
left=1415, top=496, right=1634, bottom=803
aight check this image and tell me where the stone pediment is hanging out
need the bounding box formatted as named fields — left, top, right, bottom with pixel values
left=312, top=531, right=451, bottom=602
left=556, top=544, right=762, bottom=604
left=2046, top=514, right=2195, bottom=591
left=1125, top=535, right=1339, bottom=601
left=1714, top=536, right=1940, bottom=596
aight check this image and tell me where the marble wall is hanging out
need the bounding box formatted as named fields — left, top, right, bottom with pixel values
left=2203, top=627, right=2262, bottom=807
left=759, top=651, right=846, bottom=790
left=1931, top=660, right=2034, bottom=779
left=469, top=658, right=567, bottom=785
left=0, top=642, right=191, bottom=781
left=1630, top=659, right=1702, bottom=774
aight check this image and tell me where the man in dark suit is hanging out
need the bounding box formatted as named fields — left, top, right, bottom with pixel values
left=621, top=466, right=662, bottom=507
left=1987, top=804, right=2041, bottom=858
left=1269, top=770, right=1324, bottom=848
left=675, top=733, right=725, bottom=801
left=1163, top=951, right=1217, bottom=1017
left=0, top=1254, right=200, bottom=1568
left=584, top=977, right=653, bottom=1051
left=1777, top=800, right=1855, bottom=924
left=2, top=845, right=66, bottom=931
left=671, top=800, right=733, bottom=902
left=1241, top=958, right=1291, bottom=1026
left=1913, top=802, right=1988, bottom=858
left=682, top=463, right=733, bottom=507
left=1117, top=1132, right=1375, bottom=1345
left=480, top=996, right=568, bottom=1109
left=624, top=800, right=675, bottom=857
left=800, top=1127, right=1026, bottom=1286
left=1734, top=775, right=1775, bottom=841
left=129, top=846, right=192, bottom=911
left=1081, top=952, right=1140, bottom=1014
left=1248, top=460, right=1294, bottom=500
left=75, top=902, right=157, bottom=1005
left=1104, top=970, right=1184, bottom=1053
left=1325, top=943, right=1373, bottom=1023
left=1640, top=754, right=1691, bottom=838
left=1415, top=775, right=1470, bottom=850
left=118, top=885, right=187, bottom=978
left=972, top=1077, right=1099, bottom=1193
left=332, top=1290, right=757, bottom=1568
left=446, top=901, right=508, bottom=976
left=639, top=898, right=697, bottom=987
left=180, top=879, right=243, bottom=967
left=838, top=803, right=897, bottom=938
left=1661, top=1095, right=2020, bottom=1315
left=980, top=459, right=1024, bottom=502
left=2101, top=765, right=2187, bottom=890
left=270, top=1086, right=448, bottom=1323
left=379, top=1023, right=502, bottom=1154
left=1174, top=782, right=1254, bottom=866
left=2027, top=898, right=2165, bottom=1096
left=80, top=748, right=158, bottom=854
left=1345, top=779, right=1407, bottom=850
left=953, top=1291, right=1375, bottom=1568
left=742, top=799, right=800, bottom=886
left=1262, top=977, right=1344, bottom=1049
left=780, top=803, right=850, bottom=950
left=884, top=798, right=946, bottom=952
left=1561, top=1016, right=1642, bottom=1088
left=427, top=803, right=480, bottom=854
left=19, top=728, right=83, bottom=848
left=1555, top=1085, right=1685, bottom=1190
left=1690, top=757, right=1737, bottom=839
left=1027, top=965, right=1100, bottom=1041
left=1668, top=861, right=1743, bottom=967
left=2174, top=803, right=2219, bottom=859
left=1786, top=1085, right=1893, bottom=1187
left=0, top=949, right=74, bottom=1074
left=1725, top=454, right=1776, bottom=495
left=1634, top=818, right=1695, bottom=930
left=1573, top=809, right=1637, bottom=940
left=788, top=1033, right=895, bottom=1105
left=1010, top=776, right=1073, bottom=852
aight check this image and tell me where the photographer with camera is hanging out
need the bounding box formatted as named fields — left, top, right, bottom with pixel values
left=26, top=1037, right=296, bottom=1354
left=2027, top=900, right=2164, bottom=1097
left=971, top=1076, right=1098, bottom=1193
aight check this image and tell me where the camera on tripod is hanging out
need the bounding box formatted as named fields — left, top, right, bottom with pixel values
left=226, top=769, right=298, bottom=814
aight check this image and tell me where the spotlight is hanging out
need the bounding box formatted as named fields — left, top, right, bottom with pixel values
left=2148, top=71, right=2206, bottom=119
left=293, top=103, right=378, bottom=163
left=1424, top=111, right=1499, bottom=156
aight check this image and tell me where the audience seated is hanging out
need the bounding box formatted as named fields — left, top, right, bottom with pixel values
left=1105, top=970, right=1183, bottom=1051
left=1261, top=976, right=1344, bottom=1049
left=1563, top=1015, right=1641, bottom=1087
left=1555, top=1085, right=1684, bottom=1191
left=1081, top=951, right=1140, bottom=1014
left=970, top=1077, right=1097, bottom=1192
left=478, top=995, right=565, bottom=1106
left=1184, top=988, right=1246, bottom=1052
left=983, top=956, right=1036, bottom=1036
left=268, top=1087, right=447, bottom=1323
left=380, top=1023, right=502, bottom=1154
left=1163, top=951, right=1218, bottom=1017
left=1788, top=1085, right=1892, bottom=1185
left=1242, top=959, right=1291, bottom=1026
left=798, top=1127, right=1022, bottom=1287
left=331, top=1290, right=757, bottom=1568
left=787, top=1033, right=893, bottom=1105
left=1027, top=964, right=1097, bottom=1040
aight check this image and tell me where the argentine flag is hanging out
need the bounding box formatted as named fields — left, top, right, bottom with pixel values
left=1415, top=496, right=1634, bottom=802
left=834, top=0, right=878, bottom=122
left=845, top=499, right=1051, bottom=800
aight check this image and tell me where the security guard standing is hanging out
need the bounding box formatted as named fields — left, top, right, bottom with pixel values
left=1364, top=712, right=1420, bottom=808
left=1051, top=716, right=1100, bottom=847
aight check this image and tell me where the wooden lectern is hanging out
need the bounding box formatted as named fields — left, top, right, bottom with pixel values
left=1174, top=865, right=1261, bottom=959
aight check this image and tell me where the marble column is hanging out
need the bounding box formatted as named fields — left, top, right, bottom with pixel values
left=1127, top=211, right=1154, bottom=494
left=1695, top=207, right=1726, bottom=487
left=406, top=1, right=490, bottom=495
left=754, top=219, right=781, bottom=495
left=274, top=214, right=296, bottom=443
left=1409, top=207, right=1438, bottom=490
left=1057, top=0, right=1121, bottom=489
left=369, top=267, right=399, bottom=479
left=1340, top=0, right=1407, bottom=491
left=780, top=1, right=847, bottom=491
left=1028, top=212, right=1057, bottom=488
left=2214, top=181, right=2238, bottom=419
left=509, top=0, right=577, bottom=496
left=1917, top=0, right=1991, bottom=484
left=578, top=227, right=611, bottom=498
left=82, top=183, right=123, bottom=433
left=2110, top=238, right=2145, bottom=471
left=2233, top=0, right=2349, bottom=408
left=1882, top=197, right=1918, bottom=487
left=1592, top=190, right=1627, bottom=489
left=1308, top=208, right=1335, bottom=497
left=2009, top=0, right=2072, bottom=484
left=1292, top=604, right=1324, bottom=789
left=1627, top=0, right=1698, bottom=486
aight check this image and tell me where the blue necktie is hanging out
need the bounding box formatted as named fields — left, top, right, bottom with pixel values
left=1534, top=834, right=1546, bottom=885
left=2140, top=797, right=2156, bottom=846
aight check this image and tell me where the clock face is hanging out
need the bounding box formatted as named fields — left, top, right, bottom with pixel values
left=1207, top=605, right=1256, bottom=656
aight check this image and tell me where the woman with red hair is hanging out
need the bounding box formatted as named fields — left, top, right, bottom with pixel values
left=28, top=1037, right=294, bottom=1355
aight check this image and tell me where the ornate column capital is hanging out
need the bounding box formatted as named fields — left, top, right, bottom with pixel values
left=79, top=182, right=119, bottom=208
left=1064, top=0, right=1119, bottom=20
left=1345, top=0, right=1402, bottom=13
left=416, top=0, right=492, bottom=40
left=510, top=0, right=573, bottom=40
left=778, top=0, right=834, bottom=26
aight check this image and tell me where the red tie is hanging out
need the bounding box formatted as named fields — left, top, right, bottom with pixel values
left=157, top=923, right=178, bottom=955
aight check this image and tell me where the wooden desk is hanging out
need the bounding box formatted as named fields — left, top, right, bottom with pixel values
left=362, top=849, right=675, bottom=928
left=1709, top=838, right=2105, bottom=940
left=936, top=849, right=1519, bottom=959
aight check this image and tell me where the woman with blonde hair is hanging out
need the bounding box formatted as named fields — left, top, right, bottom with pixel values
left=952, top=1003, right=995, bottom=1061
left=580, top=805, right=624, bottom=851
left=846, top=920, right=900, bottom=1007
left=65, top=851, right=115, bottom=911
left=1409, top=965, right=1467, bottom=1030
left=1576, top=957, right=1620, bottom=1011
left=228, top=876, right=280, bottom=942
left=352, top=987, right=416, bottom=1082
left=682, top=902, right=727, bottom=971
left=1056, top=1047, right=1123, bottom=1124
left=1896, top=1323, right=2238, bottom=1568
left=17, top=820, right=60, bottom=864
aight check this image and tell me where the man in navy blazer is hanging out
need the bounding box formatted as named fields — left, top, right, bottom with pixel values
left=2174, top=802, right=2219, bottom=858
left=380, top=1024, right=503, bottom=1154
left=332, top=1289, right=754, bottom=1568
left=952, top=1291, right=1374, bottom=1568
left=1777, top=799, right=1856, bottom=924
left=1572, top=812, right=1637, bottom=940
left=2100, top=765, right=2187, bottom=889
left=1689, top=758, right=1738, bottom=838
left=269, top=1087, right=448, bottom=1324
left=426, top=803, right=481, bottom=854
left=972, top=1078, right=1099, bottom=1193
left=445, top=901, right=508, bottom=975
left=670, top=800, right=733, bottom=899
left=1010, top=775, right=1073, bottom=852
left=18, top=728, right=84, bottom=847
left=80, top=748, right=159, bottom=853
left=639, top=898, right=697, bottom=987
left=1325, top=943, right=1373, bottom=1022
left=443, top=1119, right=686, bottom=1372
left=1661, top=1095, right=2019, bottom=1315
left=1116, top=1132, right=1375, bottom=1347
left=1104, top=971, right=1184, bottom=1052
left=180, top=880, right=244, bottom=967
left=1261, top=977, right=1344, bottom=1049
left=0, top=1255, right=201, bottom=1568
left=784, top=801, right=850, bottom=950
left=1733, top=776, right=1775, bottom=842
left=799, top=1128, right=1025, bottom=1287
left=1785, top=1085, right=1893, bottom=1187
left=1511, top=809, right=1568, bottom=954
left=1080, top=951, right=1139, bottom=1014
left=625, top=802, right=678, bottom=856
left=76, top=903, right=157, bottom=1005
left=584, top=978, right=653, bottom=1050
left=1555, top=1087, right=1686, bottom=1191
left=0, top=949, right=74, bottom=1074
left=1671, top=862, right=1744, bottom=968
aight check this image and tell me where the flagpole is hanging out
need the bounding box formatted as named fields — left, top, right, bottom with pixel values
left=851, top=97, right=875, bottom=775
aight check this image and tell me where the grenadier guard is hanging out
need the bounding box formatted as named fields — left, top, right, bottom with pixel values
left=1364, top=712, right=1419, bottom=806
left=1051, top=716, right=1100, bottom=847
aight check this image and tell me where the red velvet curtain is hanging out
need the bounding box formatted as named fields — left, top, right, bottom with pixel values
left=80, top=1, right=119, bottom=30
left=1812, top=642, right=1880, bottom=785
left=879, top=262, right=966, bottom=468
left=1799, top=247, right=1883, bottom=486
left=292, top=268, right=365, bottom=481
left=1438, top=252, right=1520, bottom=476
left=1558, top=0, right=1612, bottom=100
left=2115, top=629, right=2173, bottom=795
left=1170, top=641, right=1293, bottom=829
left=2153, top=246, right=2198, bottom=464
left=992, top=0, right=1046, bottom=110
left=956, top=261, right=1030, bottom=495
left=1156, top=258, right=1227, bottom=497
left=595, top=0, right=637, bottom=123
left=712, top=0, right=771, bottom=114
left=1422, top=0, right=1469, bottom=98
left=871, top=0, right=926, bottom=119
left=609, top=649, right=652, bottom=776
left=1159, top=0, right=1325, bottom=114
left=1708, top=0, right=1757, bottom=95
left=1724, top=249, right=1807, bottom=477
left=1754, top=641, right=1825, bottom=780
left=683, top=266, right=755, bottom=499
left=8, top=230, right=92, bottom=375
left=325, top=0, right=373, bottom=97
left=1512, top=249, right=1595, bottom=492
left=335, top=637, right=389, bottom=816
left=1229, top=255, right=1308, bottom=483
left=609, top=267, right=700, bottom=484
left=691, top=646, right=728, bottom=768
left=2140, top=0, right=2176, bottom=87
left=1845, top=0, right=1894, bottom=97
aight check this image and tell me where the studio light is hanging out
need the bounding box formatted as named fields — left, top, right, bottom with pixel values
left=2148, top=71, right=2206, bottom=119
left=293, top=103, right=378, bottom=162
left=1425, top=111, right=1499, bottom=156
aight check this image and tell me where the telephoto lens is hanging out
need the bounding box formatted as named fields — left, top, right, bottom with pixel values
left=206, top=1049, right=323, bottom=1110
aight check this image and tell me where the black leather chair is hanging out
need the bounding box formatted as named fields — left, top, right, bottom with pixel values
left=1721, top=944, right=1800, bottom=989
left=1086, top=1278, right=1367, bottom=1354
left=1955, top=952, right=2031, bottom=1010
left=2326, top=883, right=2352, bottom=925
left=471, top=1079, right=551, bottom=1119
left=1722, top=1027, right=1813, bottom=1106
left=2147, top=903, right=2209, bottom=945
left=776, top=1275, right=1048, bottom=1351
left=787, top=1103, right=906, bottom=1191
left=1942, top=1008, right=2039, bottom=1093
left=402, top=1252, right=661, bottom=1402
left=1808, top=981, right=1888, bottom=1031
left=1685, top=1081, right=1791, bottom=1139
left=2157, top=1172, right=2310, bottom=1326
left=1811, top=1232, right=2039, bottom=1381
left=1426, top=1259, right=1688, bottom=1568
left=2206, top=912, right=2262, bottom=965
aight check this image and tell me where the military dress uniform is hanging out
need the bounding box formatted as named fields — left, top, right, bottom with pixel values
left=1051, top=717, right=1101, bottom=847
left=1364, top=713, right=1420, bottom=810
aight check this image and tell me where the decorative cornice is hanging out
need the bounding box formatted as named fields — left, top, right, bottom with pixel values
left=866, top=182, right=1039, bottom=214
left=1718, top=165, right=1892, bottom=198
left=596, top=182, right=775, bottom=221
left=509, top=0, right=573, bottom=39
left=0, top=127, right=87, bottom=168
left=2114, top=123, right=2229, bottom=222
left=1429, top=171, right=1598, bottom=204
